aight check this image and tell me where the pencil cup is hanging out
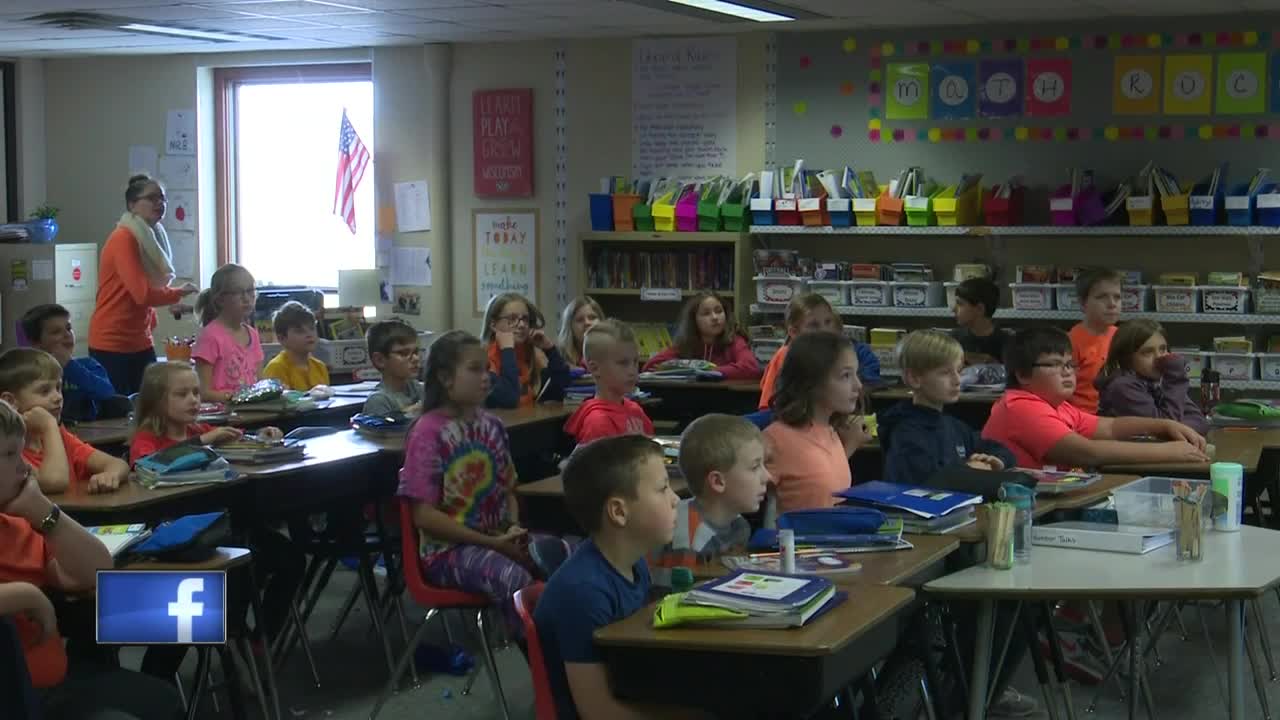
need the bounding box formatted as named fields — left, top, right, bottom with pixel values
left=985, top=503, right=1015, bottom=570
left=1175, top=500, right=1203, bottom=561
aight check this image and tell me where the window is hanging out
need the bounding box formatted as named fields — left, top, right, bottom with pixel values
left=215, top=64, right=373, bottom=289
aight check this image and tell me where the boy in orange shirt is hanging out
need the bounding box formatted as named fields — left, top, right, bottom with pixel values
left=0, top=399, right=184, bottom=718
left=564, top=319, right=653, bottom=445
left=1068, top=268, right=1122, bottom=412
left=0, top=349, right=129, bottom=495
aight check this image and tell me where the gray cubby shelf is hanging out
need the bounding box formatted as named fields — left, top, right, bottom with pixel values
left=749, top=302, right=1280, bottom=325
left=749, top=225, right=1280, bottom=237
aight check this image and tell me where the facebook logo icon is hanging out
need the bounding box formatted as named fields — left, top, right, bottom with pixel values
left=97, top=571, right=226, bottom=644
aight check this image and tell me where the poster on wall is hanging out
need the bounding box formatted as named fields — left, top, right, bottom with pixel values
left=1163, top=54, right=1213, bottom=115
left=1216, top=53, right=1266, bottom=114
left=632, top=36, right=736, bottom=180
left=1113, top=56, right=1161, bottom=115
left=930, top=62, right=976, bottom=120
left=474, top=210, right=538, bottom=315
left=886, top=63, right=930, bottom=120
left=1026, top=58, right=1072, bottom=116
left=473, top=89, right=534, bottom=197
left=978, top=59, right=1024, bottom=118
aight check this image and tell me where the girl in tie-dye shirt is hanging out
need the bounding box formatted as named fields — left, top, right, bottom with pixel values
left=397, top=329, right=554, bottom=632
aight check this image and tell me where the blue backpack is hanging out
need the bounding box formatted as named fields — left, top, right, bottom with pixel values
left=125, top=512, right=230, bottom=563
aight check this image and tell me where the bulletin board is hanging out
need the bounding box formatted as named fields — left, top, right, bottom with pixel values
left=777, top=16, right=1280, bottom=205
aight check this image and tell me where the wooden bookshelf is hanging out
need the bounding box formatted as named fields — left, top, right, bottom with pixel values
left=579, top=231, right=754, bottom=325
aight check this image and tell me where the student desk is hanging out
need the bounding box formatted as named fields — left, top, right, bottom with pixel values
left=68, top=418, right=134, bottom=447
left=1100, top=427, right=1265, bottom=476
left=943, top=473, right=1142, bottom=545
left=595, top=584, right=915, bottom=717
left=635, top=378, right=761, bottom=426
left=57, top=475, right=250, bottom=525
left=925, top=525, right=1280, bottom=720
left=692, top=535, right=960, bottom=588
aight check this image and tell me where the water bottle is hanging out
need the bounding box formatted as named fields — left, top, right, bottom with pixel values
left=999, top=483, right=1035, bottom=563
left=1200, top=369, right=1221, bottom=415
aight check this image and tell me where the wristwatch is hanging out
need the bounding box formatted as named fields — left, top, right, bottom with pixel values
left=36, top=503, right=61, bottom=535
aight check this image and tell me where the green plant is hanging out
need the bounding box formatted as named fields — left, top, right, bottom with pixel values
left=29, top=205, right=59, bottom=220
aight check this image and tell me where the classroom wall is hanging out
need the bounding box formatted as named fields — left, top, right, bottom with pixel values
left=15, top=59, right=46, bottom=219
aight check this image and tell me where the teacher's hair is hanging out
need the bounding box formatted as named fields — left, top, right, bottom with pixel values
left=126, top=173, right=160, bottom=205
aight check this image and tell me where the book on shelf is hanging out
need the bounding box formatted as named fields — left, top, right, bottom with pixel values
left=1031, top=521, right=1174, bottom=554
left=587, top=247, right=735, bottom=292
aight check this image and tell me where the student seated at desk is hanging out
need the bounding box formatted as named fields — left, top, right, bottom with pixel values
left=0, top=349, right=129, bottom=495
left=534, top=434, right=707, bottom=720
left=758, top=293, right=880, bottom=410
left=642, top=290, right=760, bottom=380
left=1096, top=319, right=1209, bottom=435
left=260, top=301, right=330, bottom=392
left=21, top=304, right=130, bottom=423
left=650, top=414, right=769, bottom=585
left=192, top=263, right=264, bottom=403
left=400, top=330, right=557, bottom=635
left=981, top=326, right=1209, bottom=468
left=764, top=332, right=870, bottom=513
left=127, top=362, right=282, bottom=463
left=950, top=277, right=1012, bottom=366
left=0, top=400, right=185, bottom=719
left=556, top=295, right=603, bottom=370
left=880, top=331, right=1015, bottom=485
left=483, top=292, right=570, bottom=409
left=564, top=320, right=653, bottom=446
left=126, top=361, right=299, bottom=686
left=364, top=319, right=424, bottom=416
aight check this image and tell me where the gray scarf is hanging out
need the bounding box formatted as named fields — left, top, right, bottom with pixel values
left=117, top=212, right=175, bottom=286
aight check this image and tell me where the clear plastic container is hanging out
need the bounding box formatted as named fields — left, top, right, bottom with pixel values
left=1114, top=476, right=1212, bottom=529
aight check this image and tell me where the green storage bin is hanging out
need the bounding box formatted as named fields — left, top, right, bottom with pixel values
left=632, top=203, right=655, bottom=232
left=722, top=202, right=749, bottom=231
left=697, top=199, right=723, bottom=231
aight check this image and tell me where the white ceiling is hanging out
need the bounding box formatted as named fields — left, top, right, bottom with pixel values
left=0, top=0, right=1272, bottom=57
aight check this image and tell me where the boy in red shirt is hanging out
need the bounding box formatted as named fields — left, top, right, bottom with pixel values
left=0, top=399, right=184, bottom=718
left=0, top=349, right=129, bottom=495
left=1068, top=268, right=1122, bottom=412
left=564, top=319, right=654, bottom=446
left=982, top=326, right=1208, bottom=468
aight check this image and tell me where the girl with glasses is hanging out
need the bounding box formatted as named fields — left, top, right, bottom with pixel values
left=480, top=292, right=569, bottom=409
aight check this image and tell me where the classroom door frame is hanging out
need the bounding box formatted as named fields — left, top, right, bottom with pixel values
left=0, top=61, right=16, bottom=223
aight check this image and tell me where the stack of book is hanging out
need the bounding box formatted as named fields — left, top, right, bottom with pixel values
left=656, top=571, right=841, bottom=629
left=836, top=480, right=983, bottom=534
left=197, top=402, right=231, bottom=424
left=215, top=437, right=306, bottom=464
left=135, top=445, right=236, bottom=489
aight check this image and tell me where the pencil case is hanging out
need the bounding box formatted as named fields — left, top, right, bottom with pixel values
left=747, top=507, right=889, bottom=551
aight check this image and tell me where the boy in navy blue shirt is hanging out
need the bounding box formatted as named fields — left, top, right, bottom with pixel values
left=21, top=305, right=128, bottom=422
left=534, top=434, right=705, bottom=720
left=880, top=330, right=1016, bottom=485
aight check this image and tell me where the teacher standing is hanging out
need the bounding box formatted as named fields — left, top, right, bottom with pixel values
left=88, top=173, right=197, bottom=394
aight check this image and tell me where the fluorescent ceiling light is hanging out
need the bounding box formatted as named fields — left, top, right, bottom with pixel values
left=119, top=23, right=256, bottom=42
left=665, top=0, right=794, bottom=22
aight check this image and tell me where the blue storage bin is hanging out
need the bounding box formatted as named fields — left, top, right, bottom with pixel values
left=1257, top=183, right=1280, bottom=226
left=749, top=198, right=775, bottom=226
left=1188, top=183, right=1222, bottom=226
left=589, top=193, right=614, bottom=231
left=827, top=198, right=852, bottom=227
left=1225, top=183, right=1257, bottom=226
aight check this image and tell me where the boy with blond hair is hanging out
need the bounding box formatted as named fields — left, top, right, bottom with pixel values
left=262, top=300, right=330, bottom=391
left=534, top=434, right=706, bottom=720
left=0, top=349, right=129, bottom=494
left=0, top=399, right=184, bottom=718
left=880, top=331, right=1015, bottom=484
left=1069, top=267, right=1123, bottom=412
left=650, top=414, right=770, bottom=580
left=564, top=319, right=653, bottom=445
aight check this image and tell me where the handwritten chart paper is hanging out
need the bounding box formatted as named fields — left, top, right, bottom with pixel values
left=474, top=210, right=537, bottom=314
left=632, top=37, right=736, bottom=180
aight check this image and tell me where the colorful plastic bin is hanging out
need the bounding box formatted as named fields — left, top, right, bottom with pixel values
left=589, top=193, right=614, bottom=231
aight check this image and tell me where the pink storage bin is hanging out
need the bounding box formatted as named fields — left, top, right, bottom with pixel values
left=675, top=187, right=699, bottom=232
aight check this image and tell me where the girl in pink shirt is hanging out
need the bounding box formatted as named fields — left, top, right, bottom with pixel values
left=642, top=291, right=760, bottom=379
left=763, top=331, right=872, bottom=512
left=191, top=263, right=263, bottom=402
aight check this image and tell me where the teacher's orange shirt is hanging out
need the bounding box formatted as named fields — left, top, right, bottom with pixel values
left=89, top=226, right=184, bottom=353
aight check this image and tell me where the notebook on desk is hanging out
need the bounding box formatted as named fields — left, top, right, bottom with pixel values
left=88, top=524, right=150, bottom=557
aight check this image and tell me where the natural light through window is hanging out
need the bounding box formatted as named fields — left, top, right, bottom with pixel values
left=235, top=81, right=373, bottom=288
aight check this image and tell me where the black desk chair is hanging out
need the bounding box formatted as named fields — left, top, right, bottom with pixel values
left=0, top=615, right=41, bottom=719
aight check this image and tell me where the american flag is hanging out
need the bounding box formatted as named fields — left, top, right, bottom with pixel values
left=333, top=109, right=370, bottom=234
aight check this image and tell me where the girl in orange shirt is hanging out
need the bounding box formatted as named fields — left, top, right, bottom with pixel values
left=482, top=293, right=570, bottom=409
left=758, top=294, right=882, bottom=410
left=763, top=331, right=871, bottom=512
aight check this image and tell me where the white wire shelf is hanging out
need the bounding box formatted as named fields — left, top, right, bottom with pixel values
left=750, top=225, right=1280, bottom=237
left=749, top=303, right=1280, bottom=325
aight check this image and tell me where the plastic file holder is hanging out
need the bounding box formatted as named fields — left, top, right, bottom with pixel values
left=1160, top=188, right=1190, bottom=226
left=827, top=198, right=853, bottom=227
left=1188, top=183, right=1223, bottom=226
left=632, top=203, right=655, bottom=232
left=589, top=193, right=614, bottom=231
left=611, top=194, right=641, bottom=232
left=877, top=193, right=905, bottom=226
left=983, top=186, right=1023, bottom=226
left=1051, top=185, right=1107, bottom=226
left=1257, top=183, right=1280, bottom=226
left=852, top=198, right=878, bottom=226
left=722, top=199, right=750, bottom=232
left=904, top=193, right=935, bottom=227
left=775, top=198, right=801, bottom=226
left=697, top=196, right=723, bottom=232
left=1125, top=194, right=1159, bottom=226
left=933, top=184, right=981, bottom=226
left=749, top=198, right=775, bottom=226
left=652, top=191, right=677, bottom=232
left=1225, top=183, right=1257, bottom=226
left=675, top=188, right=699, bottom=232
left=799, top=195, right=828, bottom=227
